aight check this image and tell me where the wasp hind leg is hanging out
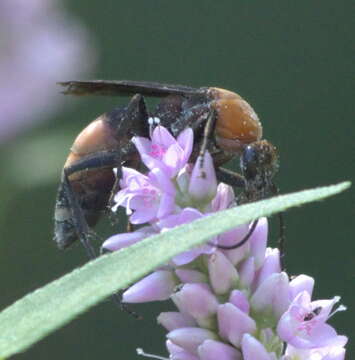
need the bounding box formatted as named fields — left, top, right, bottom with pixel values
left=58, top=169, right=98, bottom=259
left=58, top=166, right=141, bottom=319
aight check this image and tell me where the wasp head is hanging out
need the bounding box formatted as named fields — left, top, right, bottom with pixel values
left=240, top=140, right=279, bottom=201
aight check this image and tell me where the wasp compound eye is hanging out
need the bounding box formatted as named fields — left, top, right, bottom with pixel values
left=240, top=144, right=259, bottom=180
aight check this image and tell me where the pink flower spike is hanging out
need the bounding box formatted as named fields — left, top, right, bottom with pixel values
left=167, top=327, right=217, bottom=355
left=277, top=291, right=346, bottom=349
left=241, top=334, right=274, bottom=360
left=208, top=251, right=239, bottom=295
left=198, top=339, right=242, bottom=360
left=166, top=340, right=199, bottom=360
left=122, top=270, right=177, bottom=303
left=217, top=303, right=257, bottom=347
left=171, top=283, right=218, bottom=329
left=188, top=151, right=217, bottom=204
left=102, top=226, right=156, bottom=251
left=289, top=274, right=315, bottom=301
left=158, top=312, right=197, bottom=331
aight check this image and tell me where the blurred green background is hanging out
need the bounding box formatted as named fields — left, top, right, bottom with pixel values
left=0, top=1, right=353, bottom=358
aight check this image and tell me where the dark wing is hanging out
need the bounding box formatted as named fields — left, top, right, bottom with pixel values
left=58, top=80, right=205, bottom=97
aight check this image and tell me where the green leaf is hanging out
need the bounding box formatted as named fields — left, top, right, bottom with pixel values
left=0, top=181, right=350, bottom=358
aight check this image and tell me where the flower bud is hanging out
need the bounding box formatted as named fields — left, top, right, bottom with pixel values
left=229, top=290, right=250, bottom=313
left=239, top=257, right=255, bottom=288
left=249, top=217, right=268, bottom=269
left=289, top=274, right=314, bottom=301
left=241, top=334, right=274, bottom=360
left=250, top=272, right=290, bottom=324
left=254, top=248, right=281, bottom=289
left=198, top=339, right=242, bottom=360
left=166, top=340, right=199, bottom=360
left=171, top=283, right=218, bottom=329
left=123, top=270, right=177, bottom=303
left=217, top=303, right=257, bottom=347
left=167, top=327, right=217, bottom=355
left=188, top=151, right=217, bottom=205
left=208, top=251, right=239, bottom=295
left=158, top=312, right=196, bottom=331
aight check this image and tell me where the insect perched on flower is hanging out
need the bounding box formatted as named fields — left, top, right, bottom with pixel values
left=53, top=80, right=280, bottom=260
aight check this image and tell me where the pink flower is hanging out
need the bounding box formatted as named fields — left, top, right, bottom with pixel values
left=132, top=126, right=193, bottom=177
left=113, top=167, right=176, bottom=224
left=277, top=291, right=346, bottom=349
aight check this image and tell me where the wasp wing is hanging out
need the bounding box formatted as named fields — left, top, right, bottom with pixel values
left=58, top=80, right=205, bottom=97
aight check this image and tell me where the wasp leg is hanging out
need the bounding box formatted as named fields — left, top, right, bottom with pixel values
left=61, top=169, right=97, bottom=259
left=126, top=221, right=134, bottom=233
left=108, top=93, right=150, bottom=138
left=64, top=155, right=142, bottom=319
left=216, top=167, right=246, bottom=189
left=55, top=150, right=124, bottom=252
left=197, top=109, right=217, bottom=173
